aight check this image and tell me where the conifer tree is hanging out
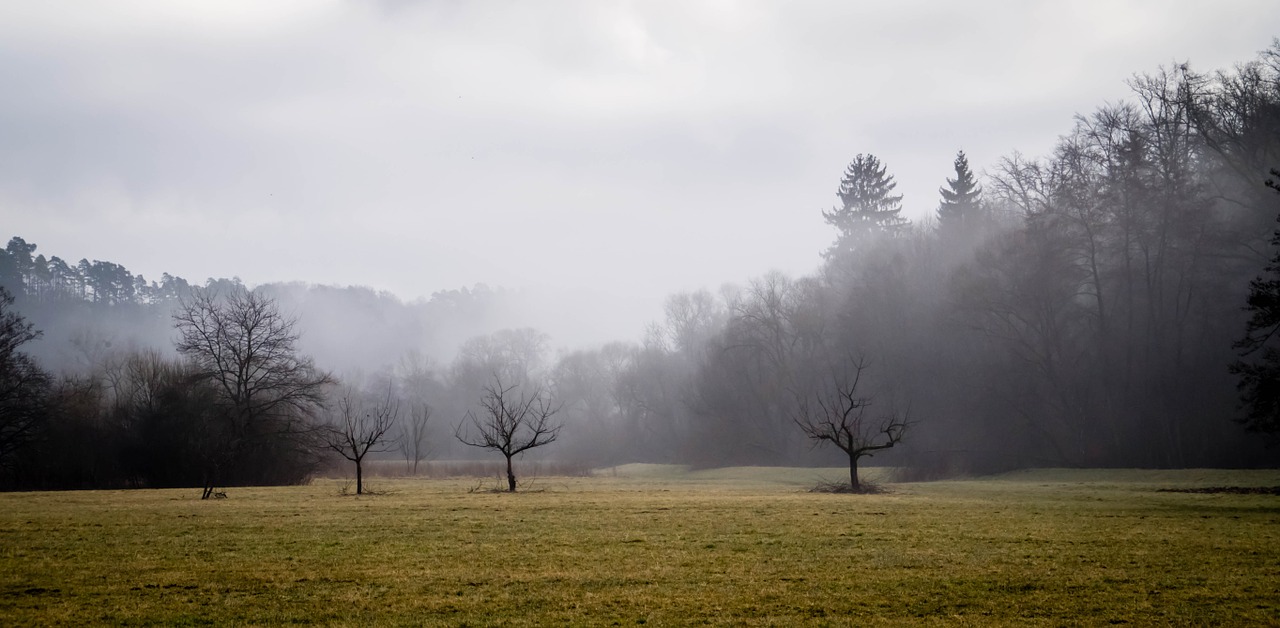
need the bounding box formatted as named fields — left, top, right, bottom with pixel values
left=822, top=154, right=907, bottom=259
left=936, top=150, right=984, bottom=240
left=1231, top=169, right=1280, bottom=436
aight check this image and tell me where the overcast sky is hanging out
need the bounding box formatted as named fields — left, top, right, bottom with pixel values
left=2, top=1, right=1278, bottom=348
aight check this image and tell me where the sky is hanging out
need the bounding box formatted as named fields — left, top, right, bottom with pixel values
left=2, top=1, right=1278, bottom=349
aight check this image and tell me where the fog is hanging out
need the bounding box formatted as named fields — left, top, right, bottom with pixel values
left=3, top=5, right=1280, bottom=490
left=4, top=2, right=1278, bottom=349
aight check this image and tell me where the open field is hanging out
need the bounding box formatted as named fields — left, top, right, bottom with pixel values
left=1, top=466, right=1278, bottom=626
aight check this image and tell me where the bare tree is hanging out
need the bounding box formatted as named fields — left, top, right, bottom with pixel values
left=792, top=357, right=909, bottom=491
left=173, top=285, right=333, bottom=499
left=323, top=386, right=399, bottom=494
left=398, top=402, right=431, bottom=475
left=455, top=375, right=561, bottom=492
left=453, top=328, right=549, bottom=390
left=0, top=287, right=49, bottom=476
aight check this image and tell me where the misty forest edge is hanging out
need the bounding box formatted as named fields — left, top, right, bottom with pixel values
left=3, top=44, right=1280, bottom=494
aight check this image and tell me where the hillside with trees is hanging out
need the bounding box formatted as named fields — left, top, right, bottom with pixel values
left=2, top=44, right=1279, bottom=491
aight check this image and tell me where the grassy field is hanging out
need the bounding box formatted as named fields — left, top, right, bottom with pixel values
left=1, top=466, right=1278, bottom=626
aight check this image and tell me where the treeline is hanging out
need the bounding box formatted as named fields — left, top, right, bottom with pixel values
left=550, top=48, right=1280, bottom=472
left=586, top=49, right=1280, bottom=471
left=2, top=45, right=1280, bottom=492
left=0, top=243, right=528, bottom=491
left=0, top=240, right=193, bottom=306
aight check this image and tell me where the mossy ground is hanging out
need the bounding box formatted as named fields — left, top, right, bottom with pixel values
left=1, top=466, right=1277, bottom=625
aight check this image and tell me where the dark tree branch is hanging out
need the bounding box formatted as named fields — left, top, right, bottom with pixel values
left=454, top=373, right=561, bottom=492
left=323, top=385, right=399, bottom=495
left=173, top=285, right=333, bottom=499
left=792, top=357, right=911, bottom=491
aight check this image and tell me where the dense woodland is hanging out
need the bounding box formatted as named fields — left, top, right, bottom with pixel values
left=3, top=46, right=1280, bottom=491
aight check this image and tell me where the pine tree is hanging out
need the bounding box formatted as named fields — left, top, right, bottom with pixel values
left=936, top=150, right=984, bottom=241
left=822, top=154, right=907, bottom=259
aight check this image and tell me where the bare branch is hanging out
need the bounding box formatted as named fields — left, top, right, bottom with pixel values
left=171, top=285, right=333, bottom=499
left=792, top=356, right=911, bottom=491
left=323, top=384, right=400, bottom=495
left=398, top=402, right=432, bottom=475
left=454, top=373, right=562, bottom=491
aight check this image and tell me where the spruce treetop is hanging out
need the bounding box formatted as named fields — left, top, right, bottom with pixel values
left=936, top=150, right=984, bottom=239
left=822, top=154, right=907, bottom=259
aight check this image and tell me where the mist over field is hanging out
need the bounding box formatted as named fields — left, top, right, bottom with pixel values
left=3, top=3, right=1280, bottom=493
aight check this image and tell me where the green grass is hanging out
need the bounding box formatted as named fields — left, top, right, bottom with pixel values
left=1, top=467, right=1278, bottom=626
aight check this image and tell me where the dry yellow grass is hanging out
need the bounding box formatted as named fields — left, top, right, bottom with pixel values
left=1, top=467, right=1277, bottom=625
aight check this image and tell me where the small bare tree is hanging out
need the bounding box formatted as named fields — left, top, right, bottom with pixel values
left=323, top=386, right=399, bottom=495
left=455, top=375, right=561, bottom=492
left=793, top=357, right=909, bottom=492
left=399, top=402, right=431, bottom=475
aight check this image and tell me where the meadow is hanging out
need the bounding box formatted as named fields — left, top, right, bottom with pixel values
left=1, top=465, right=1278, bottom=626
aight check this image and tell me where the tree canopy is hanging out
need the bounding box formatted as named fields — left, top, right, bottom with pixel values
left=936, top=150, right=985, bottom=241
left=821, top=154, right=908, bottom=259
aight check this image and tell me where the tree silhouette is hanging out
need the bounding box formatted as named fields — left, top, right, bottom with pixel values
left=1231, top=168, right=1280, bottom=436
left=323, top=386, right=399, bottom=495
left=792, top=357, right=909, bottom=491
left=398, top=402, right=431, bottom=475
left=936, top=150, right=985, bottom=241
left=0, top=287, right=49, bottom=475
left=455, top=375, right=561, bottom=492
left=822, top=154, right=908, bottom=259
left=173, top=286, right=332, bottom=498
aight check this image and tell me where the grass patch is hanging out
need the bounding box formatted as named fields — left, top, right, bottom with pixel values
left=1159, top=486, right=1280, bottom=495
left=807, top=479, right=888, bottom=494
left=1, top=469, right=1277, bottom=625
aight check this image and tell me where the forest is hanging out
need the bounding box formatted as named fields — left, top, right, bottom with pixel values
left=2, top=45, right=1280, bottom=492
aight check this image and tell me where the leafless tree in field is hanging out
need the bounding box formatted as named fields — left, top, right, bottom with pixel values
left=455, top=374, right=561, bottom=492
left=323, top=385, right=399, bottom=494
left=173, top=285, right=332, bottom=499
left=398, top=402, right=431, bottom=475
left=793, top=357, right=909, bottom=492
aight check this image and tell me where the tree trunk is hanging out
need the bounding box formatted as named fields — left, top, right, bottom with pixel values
left=849, top=454, right=860, bottom=491
left=201, top=466, right=217, bottom=500
left=356, top=460, right=364, bottom=495
left=506, top=455, right=517, bottom=492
